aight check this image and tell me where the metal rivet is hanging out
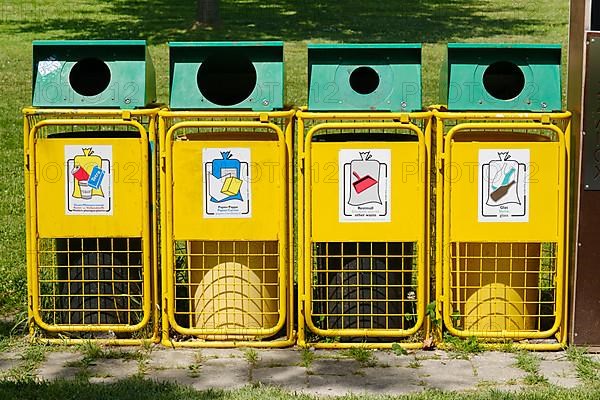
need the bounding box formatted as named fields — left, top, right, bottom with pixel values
left=124, top=98, right=131, bottom=104
left=541, top=102, right=547, bottom=108
left=262, top=99, right=269, bottom=106
left=401, top=101, right=407, bottom=108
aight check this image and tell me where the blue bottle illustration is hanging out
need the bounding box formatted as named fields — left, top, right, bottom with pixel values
left=210, top=151, right=243, bottom=203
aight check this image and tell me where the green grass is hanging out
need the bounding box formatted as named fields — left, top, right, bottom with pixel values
left=514, top=351, right=548, bottom=386
left=341, top=347, right=377, bottom=367
left=566, top=346, right=600, bottom=384
left=443, top=335, right=483, bottom=360
left=392, top=342, right=409, bottom=356
left=0, top=378, right=599, bottom=400
left=299, top=347, right=315, bottom=368
left=0, top=342, right=48, bottom=381
left=242, top=348, right=259, bottom=366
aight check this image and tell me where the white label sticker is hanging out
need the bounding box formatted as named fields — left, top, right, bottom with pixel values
left=38, top=56, right=62, bottom=77
left=478, top=149, right=529, bottom=222
left=65, top=145, right=113, bottom=215
left=203, top=148, right=251, bottom=218
left=339, top=149, right=391, bottom=222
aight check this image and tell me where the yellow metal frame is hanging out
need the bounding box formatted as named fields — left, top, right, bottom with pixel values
left=433, top=110, right=571, bottom=350
left=159, top=109, right=296, bottom=348
left=23, top=107, right=161, bottom=345
left=297, top=110, right=432, bottom=349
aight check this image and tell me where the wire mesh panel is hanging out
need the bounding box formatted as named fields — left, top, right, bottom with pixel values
left=448, top=242, right=557, bottom=335
left=311, top=242, right=418, bottom=332
left=37, top=238, right=144, bottom=329
left=172, top=240, right=280, bottom=339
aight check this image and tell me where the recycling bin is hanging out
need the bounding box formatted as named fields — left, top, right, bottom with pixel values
left=159, top=41, right=294, bottom=347
left=435, top=44, right=571, bottom=349
left=24, top=40, right=159, bottom=344
left=297, top=44, right=431, bottom=349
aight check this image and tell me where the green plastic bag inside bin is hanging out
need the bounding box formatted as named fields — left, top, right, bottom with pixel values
left=441, top=43, right=561, bottom=112
left=32, top=40, right=156, bottom=109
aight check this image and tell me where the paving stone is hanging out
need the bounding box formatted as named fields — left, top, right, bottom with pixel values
left=253, top=366, right=307, bottom=390
left=309, top=357, right=362, bottom=375
left=36, top=352, right=83, bottom=380
left=0, top=358, right=22, bottom=373
left=414, top=350, right=451, bottom=361
left=313, top=350, right=345, bottom=360
left=191, top=358, right=250, bottom=390
left=360, top=367, right=424, bottom=395
left=539, top=360, right=580, bottom=388
left=306, top=373, right=370, bottom=396
left=417, top=358, right=478, bottom=391
left=87, top=359, right=138, bottom=379
left=150, top=368, right=199, bottom=387
left=373, top=351, right=415, bottom=367
left=1, top=346, right=587, bottom=395
left=148, top=349, right=198, bottom=369
left=538, top=351, right=568, bottom=361
left=197, top=348, right=244, bottom=360
left=471, top=352, right=525, bottom=383
left=255, top=349, right=302, bottom=367
left=0, top=352, right=21, bottom=361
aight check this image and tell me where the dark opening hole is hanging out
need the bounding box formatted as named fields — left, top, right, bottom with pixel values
left=197, top=54, right=257, bottom=106
left=482, top=61, right=525, bottom=100
left=69, top=58, right=111, bottom=97
left=349, top=66, right=380, bottom=95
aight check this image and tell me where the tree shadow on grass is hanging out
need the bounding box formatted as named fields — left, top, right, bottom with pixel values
left=13, top=0, right=544, bottom=44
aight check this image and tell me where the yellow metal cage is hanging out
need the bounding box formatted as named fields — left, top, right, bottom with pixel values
left=23, top=107, right=161, bottom=345
left=433, top=110, right=571, bottom=350
left=297, top=110, right=432, bottom=349
left=159, top=110, right=295, bottom=348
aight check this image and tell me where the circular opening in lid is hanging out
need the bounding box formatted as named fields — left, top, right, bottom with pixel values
left=69, top=58, right=111, bottom=97
left=482, top=61, right=525, bottom=101
left=349, top=66, right=380, bottom=95
left=197, top=54, right=257, bottom=106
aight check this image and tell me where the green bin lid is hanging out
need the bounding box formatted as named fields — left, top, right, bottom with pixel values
left=442, top=43, right=562, bottom=111
left=169, top=41, right=284, bottom=111
left=307, top=43, right=422, bottom=112
left=32, top=40, right=156, bottom=109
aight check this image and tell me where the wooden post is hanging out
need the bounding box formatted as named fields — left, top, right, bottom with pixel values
left=568, top=0, right=600, bottom=347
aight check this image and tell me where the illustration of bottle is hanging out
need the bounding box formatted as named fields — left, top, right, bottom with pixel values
left=486, top=152, right=520, bottom=206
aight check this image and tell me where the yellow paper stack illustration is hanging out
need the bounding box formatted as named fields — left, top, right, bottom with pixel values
left=221, top=176, right=243, bottom=196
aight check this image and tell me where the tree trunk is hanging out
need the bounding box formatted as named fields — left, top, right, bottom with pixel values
left=197, top=0, right=220, bottom=26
